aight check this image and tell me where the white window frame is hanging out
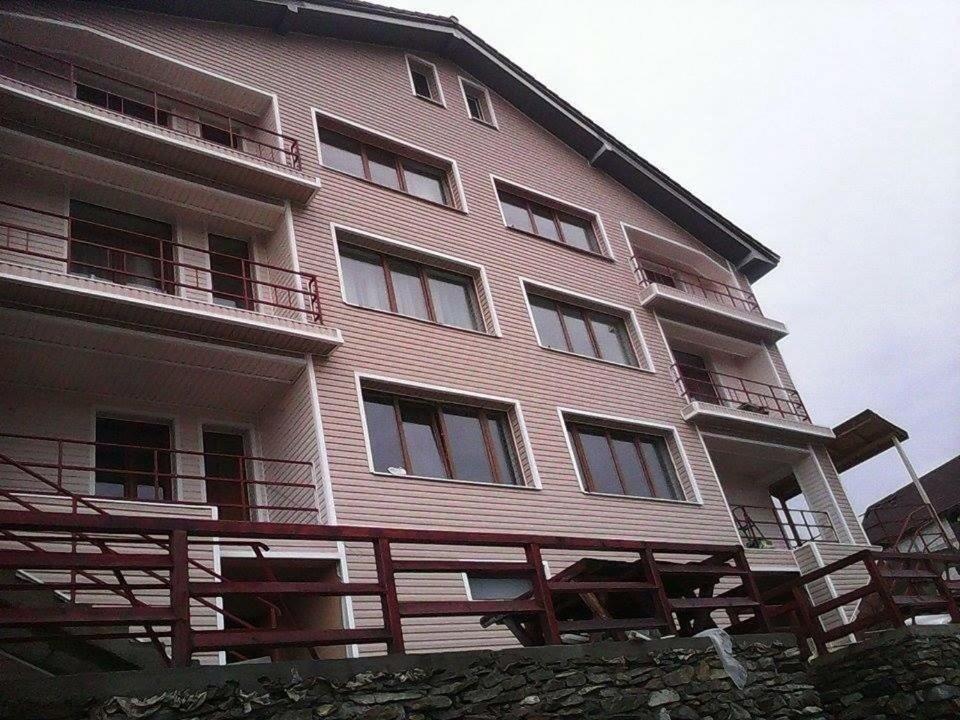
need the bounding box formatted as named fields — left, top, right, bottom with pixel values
left=557, top=406, right=703, bottom=505
left=405, top=53, right=446, bottom=106
left=520, top=278, right=655, bottom=373
left=458, top=76, right=498, bottom=129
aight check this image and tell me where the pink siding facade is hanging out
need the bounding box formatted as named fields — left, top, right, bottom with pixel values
left=0, top=1, right=870, bottom=657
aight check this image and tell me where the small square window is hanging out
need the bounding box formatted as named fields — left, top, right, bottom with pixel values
left=406, top=56, right=444, bottom=105
left=460, top=78, right=497, bottom=128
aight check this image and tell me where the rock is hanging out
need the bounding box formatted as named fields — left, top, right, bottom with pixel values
left=408, top=695, right=453, bottom=710
left=673, top=705, right=699, bottom=719
left=924, top=684, right=960, bottom=702
left=352, top=691, right=424, bottom=705
left=519, top=695, right=540, bottom=706
left=664, top=666, right=696, bottom=686
left=648, top=689, right=681, bottom=707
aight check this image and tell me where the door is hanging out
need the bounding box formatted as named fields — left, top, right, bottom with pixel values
left=673, top=351, right=721, bottom=405
left=95, top=417, right=173, bottom=500
left=208, top=235, right=254, bottom=310
left=203, top=431, right=250, bottom=521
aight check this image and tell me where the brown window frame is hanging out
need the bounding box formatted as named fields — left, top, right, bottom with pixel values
left=528, top=293, right=638, bottom=366
left=497, top=189, right=601, bottom=255
left=567, top=421, right=682, bottom=501
left=339, top=243, right=482, bottom=331
left=318, top=127, right=453, bottom=207
left=364, top=390, right=522, bottom=486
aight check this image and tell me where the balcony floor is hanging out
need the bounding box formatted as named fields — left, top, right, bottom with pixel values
left=682, top=400, right=835, bottom=443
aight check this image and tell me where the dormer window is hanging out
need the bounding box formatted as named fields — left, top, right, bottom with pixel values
left=406, top=55, right=444, bottom=105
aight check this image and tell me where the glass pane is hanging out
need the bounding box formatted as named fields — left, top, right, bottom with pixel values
left=560, top=305, right=596, bottom=357
left=468, top=575, right=532, bottom=600
left=532, top=206, right=561, bottom=241
left=387, top=258, right=429, bottom=320
left=610, top=435, right=652, bottom=498
left=402, top=162, right=447, bottom=204
left=319, top=129, right=364, bottom=177
left=466, top=93, right=485, bottom=121
left=363, top=395, right=406, bottom=474
left=499, top=193, right=533, bottom=232
left=208, top=235, right=252, bottom=309
left=427, top=270, right=479, bottom=330
left=639, top=438, right=680, bottom=499
left=528, top=296, right=566, bottom=351
left=399, top=401, right=447, bottom=478
left=411, top=69, right=432, bottom=98
left=589, top=312, right=637, bottom=366
left=366, top=146, right=401, bottom=190
left=574, top=427, right=621, bottom=494
left=558, top=215, right=598, bottom=252
left=340, top=246, right=390, bottom=311
left=487, top=413, right=520, bottom=485
left=442, top=407, right=493, bottom=483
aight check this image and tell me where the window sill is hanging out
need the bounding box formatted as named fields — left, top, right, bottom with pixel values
left=414, top=93, right=445, bottom=108
left=537, top=343, right=655, bottom=374
left=341, top=300, right=500, bottom=338
left=505, top=225, right=613, bottom=262
left=320, top=165, right=467, bottom=214
left=581, top=489, right=701, bottom=507
left=469, top=116, right=499, bottom=131
left=371, top=470, right=539, bottom=491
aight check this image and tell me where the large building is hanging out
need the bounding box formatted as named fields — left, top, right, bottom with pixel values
left=0, top=0, right=878, bottom=667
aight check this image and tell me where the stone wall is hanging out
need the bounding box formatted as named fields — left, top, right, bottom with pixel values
left=5, top=635, right=824, bottom=720
left=813, top=625, right=960, bottom=720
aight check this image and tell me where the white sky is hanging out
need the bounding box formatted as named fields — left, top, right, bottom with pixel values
left=390, top=0, right=960, bottom=514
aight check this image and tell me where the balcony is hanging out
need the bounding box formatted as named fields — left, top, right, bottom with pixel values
left=635, top=258, right=787, bottom=343
left=731, top=504, right=838, bottom=550
left=672, top=363, right=834, bottom=441
left=0, top=40, right=317, bottom=202
left=0, top=200, right=341, bottom=354
left=0, top=432, right=320, bottom=525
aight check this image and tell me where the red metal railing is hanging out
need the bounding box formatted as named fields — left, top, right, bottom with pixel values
left=862, top=504, right=956, bottom=553
left=0, top=509, right=772, bottom=665
left=0, top=200, right=323, bottom=322
left=731, top=504, right=838, bottom=550
left=0, top=433, right=320, bottom=525
left=635, top=257, right=761, bottom=314
left=671, top=364, right=811, bottom=422
left=0, top=40, right=301, bottom=170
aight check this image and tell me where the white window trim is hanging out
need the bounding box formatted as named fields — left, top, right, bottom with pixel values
left=404, top=53, right=446, bottom=107
left=519, top=277, right=655, bottom=374
left=354, top=372, right=542, bottom=489
left=556, top=406, right=703, bottom=506
left=331, top=222, right=502, bottom=337
left=462, top=559, right=551, bottom=601
left=490, top=174, right=614, bottom=259
left=457, top=76, right=498, bottom=129
left=313, top=108, right=469, bottom=213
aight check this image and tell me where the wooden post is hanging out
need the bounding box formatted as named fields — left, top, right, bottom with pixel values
left=169, top=530, right=191, bottom=667
left=373, top=538, right=405, bottom=653
left=735, top=547, right=771, bottom=632
left=641, top=546, right=676, bottom=635
left=864, top=554, right=903, bottom=628
left=525, top=543, right=560, bottom=645
left=791, top=584, right=824, bottom=657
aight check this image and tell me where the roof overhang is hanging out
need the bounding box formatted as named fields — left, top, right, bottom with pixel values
left=78, top=0, right=780, bottom=280
left=827, top=409, right=909, bottom=474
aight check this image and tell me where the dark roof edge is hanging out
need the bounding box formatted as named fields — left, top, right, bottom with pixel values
left=83, top=0, right=780, bottom=280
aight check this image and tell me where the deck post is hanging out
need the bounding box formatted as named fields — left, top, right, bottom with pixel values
left=169, top=529, right=192, bottom=667
left=374, top=538, right=405, bottom=653
left=525, top=543, right=560, bottom=644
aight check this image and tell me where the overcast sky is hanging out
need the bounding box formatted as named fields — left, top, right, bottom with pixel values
left=392, top=0, right=960, bottom=514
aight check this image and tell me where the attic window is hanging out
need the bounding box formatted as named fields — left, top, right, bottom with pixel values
left=406, top=55, right=444, bottom=105
left=459, top=78, right=497, bottom=128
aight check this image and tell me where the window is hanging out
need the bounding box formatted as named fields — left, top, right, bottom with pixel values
left=497, top=189, right=600, bottom=254
left=199, top=113, right=244, bottom=150
left=75, top=82, right=169, bottom=126
left=340, top=243, right=481, bottom=331
left=208, top=235, right=254, bottom=310
left=319, top=128, right=451, bottom=206
left=406, top=56, right=443, bottom=104
left=466, top=575, right=532, bottom=600
left=528, top=294, right=637, bottom=366
left=566, top=421, right=681, bottom=500
left=69, top=201, right=175, bottom=293
left=460, top=78, right=496, bottom=127
left=203, top=431, right=251, bottom=521
left=362, top=390, right=521, bottom=485
left=95, top=417, right=173, bottom=501
left=673, top=351, right=721, bottom=405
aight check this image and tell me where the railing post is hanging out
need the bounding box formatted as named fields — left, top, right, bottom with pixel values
left=169, top=529, right=192, bottom=667
left=641, top=546, right=676, bottom=635
left=373, top=538, right=405, bottom=653
left=525, top=542, right=560, bottom=645
left=864, top=553, right=903, bottom=629
left=735, top=547, right=771, bottom=632
left=791, top=584, right=825, bottom=656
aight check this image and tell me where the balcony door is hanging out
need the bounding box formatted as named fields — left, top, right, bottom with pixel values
left=69, top=201, right=175, bottom=293
left=202, top=431, right=251, bottom=521
left=673, top=351, right=721, bottom=405
left=208, top=235, right=254, bottom=310
left=95, top=417, right=172, bottom=501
